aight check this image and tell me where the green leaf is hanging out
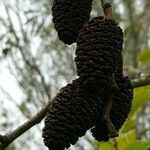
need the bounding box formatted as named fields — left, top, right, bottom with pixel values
left=138, top=48, right=150, bottom=64
left=120, top=86, right=150, bottom=134
left=99, top=130, right=136, bottom=150
left=129, top=86, right=150, bottom=118
left=120, top=118, right=136, bottom=133
left=117, top=130, right=136, bottom=150
left=125, top=141, right=150, bottom=150
left=99, top=141, right=115, bottom=150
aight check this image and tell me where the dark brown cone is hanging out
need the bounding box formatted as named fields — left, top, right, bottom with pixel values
left=52, top=0, right=93, bottom=45
left=75, top=17, right=123, bottom=93
left=42, top=78, right=103, bottom=150
left=91, top=74, right=133, bottom=141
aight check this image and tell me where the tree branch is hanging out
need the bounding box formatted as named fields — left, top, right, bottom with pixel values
left=0, top=76, right=150, bottom=149
left=131, top=76, right=150, bottom=88
left=100, top=0, right=113, bottom=19
left=0, top=100, right=51, bottom=150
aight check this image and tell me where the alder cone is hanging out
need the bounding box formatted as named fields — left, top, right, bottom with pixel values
left=42, top=78, right=103, bottom=150
left=75, top=17, right=123, bottom=93
left=52, top=0, right=93, bottom=45
left=91, top=74, right=133, bottom=141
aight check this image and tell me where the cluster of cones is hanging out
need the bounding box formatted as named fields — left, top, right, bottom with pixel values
left=42, top=1, right=133, bottom=150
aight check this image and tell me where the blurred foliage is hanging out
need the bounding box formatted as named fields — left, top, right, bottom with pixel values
left=0, top=0, right=150, bottom=149
left=138, top=48, right=150, bottom=65
left=125, top=141, right=150, bottom=150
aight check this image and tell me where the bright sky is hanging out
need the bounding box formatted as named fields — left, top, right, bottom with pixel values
left=0, top=0, right=147, bottom=149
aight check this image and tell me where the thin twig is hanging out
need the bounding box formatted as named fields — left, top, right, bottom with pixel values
left=0, top=100, right=51, bottom=150
left=131, top=76, right=150, bottom=88
left=100, top=0, right=113, bottom=19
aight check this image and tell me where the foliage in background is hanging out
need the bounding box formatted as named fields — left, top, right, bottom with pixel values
left=0, top=0, right=150, bottom=149
left=138, top=48, right=150, bottom=64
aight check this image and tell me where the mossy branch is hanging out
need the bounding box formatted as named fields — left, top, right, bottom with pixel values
left=0, top=76, right=150, bottom=150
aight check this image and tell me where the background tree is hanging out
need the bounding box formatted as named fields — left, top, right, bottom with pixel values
left=0, top=0, right=150, bottom=149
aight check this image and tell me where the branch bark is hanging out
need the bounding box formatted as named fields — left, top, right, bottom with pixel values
left=0, top=76, right=150, bottom=150
left=131, top=76, right=150, bottom=88
left=100, top=0, right=113, bottom=20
